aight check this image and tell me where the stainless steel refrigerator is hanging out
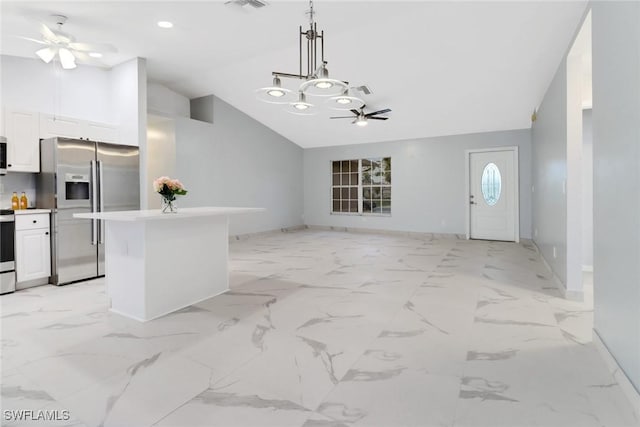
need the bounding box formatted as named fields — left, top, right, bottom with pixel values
left=37, top=137, right=140, bottom=285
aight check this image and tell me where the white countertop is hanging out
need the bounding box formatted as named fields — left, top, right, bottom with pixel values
left=73, top=207, right=265, bottom=222
left=14, top=209, right=51, bottom=215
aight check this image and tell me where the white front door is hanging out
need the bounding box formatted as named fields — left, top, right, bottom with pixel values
left=469, top=149, right=518, bottom=242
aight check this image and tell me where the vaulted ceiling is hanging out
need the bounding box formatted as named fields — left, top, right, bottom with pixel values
left=1, top=1, right=587, bottom=148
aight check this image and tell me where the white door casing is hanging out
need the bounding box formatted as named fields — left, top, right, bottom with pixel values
left=466, top=147, right=519, bottom=242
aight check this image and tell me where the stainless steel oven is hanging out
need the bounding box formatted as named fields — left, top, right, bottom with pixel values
left=0, top=210, right=16, bottom=294
left=0, top=136, right=7, bottom=175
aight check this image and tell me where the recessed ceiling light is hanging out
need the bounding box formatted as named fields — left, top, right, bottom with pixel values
left=157, top=21, right=173, bottom=29
left=88, top=52, right=103, bottom=58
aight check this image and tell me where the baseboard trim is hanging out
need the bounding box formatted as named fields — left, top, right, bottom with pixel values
left=305, top=224, right=466, bottom=240
left=530, top=241, right=583, bottom=301
left=229, top=225, right=307, bottom=242
left=593, top=329, right=640, bottom=420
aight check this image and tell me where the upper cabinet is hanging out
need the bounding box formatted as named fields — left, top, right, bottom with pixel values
left=39, top=114, right=83, bottom=140
left=4, top=109, right=124, bottom=173
left=83, top=121, right=119, bottom=143
left=5, top=109, right=40, bottom=173
left=3, top=110, right=124, bottom=173
left=39, top=114, right=119, bottom=143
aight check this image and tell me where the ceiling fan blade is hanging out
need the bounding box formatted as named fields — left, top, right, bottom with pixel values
left=368, top=117, right=389, bottom=120
left=15, top=36, right=49, bottom=45
left=330, top=117, right=353, bottom=119
left=365, top=109, right=392, bottom=117
left=350, top=109, right=361, bottom=116
left=40, top=23, right=59, bottom=42
left=68, top=42, right=117, bottom=53
left=71, top=51, right=106, bottom=66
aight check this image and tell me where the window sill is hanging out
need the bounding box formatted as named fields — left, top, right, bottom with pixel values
left=330, top=212, right=392, bottom=217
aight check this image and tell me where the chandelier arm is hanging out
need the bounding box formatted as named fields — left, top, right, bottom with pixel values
left=308, top=37, right=312, bottom=77
left=299, top=26, right=303, bottom=79
left=313, top=22, right=318, bottom=72
left=272, top=71, right=307, bottom=80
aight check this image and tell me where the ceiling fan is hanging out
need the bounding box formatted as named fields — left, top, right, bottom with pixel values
left=330, top=106, right=392, bottom=127
left=225, top=0, right=268, bottom=8
left=19, top=15, right=117, bottom=69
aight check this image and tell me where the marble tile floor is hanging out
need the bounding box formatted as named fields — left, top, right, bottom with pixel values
left=1, top=230, right=638, bottom=427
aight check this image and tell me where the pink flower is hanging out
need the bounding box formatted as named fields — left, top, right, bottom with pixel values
left=153, top=176, right=187, bottom=196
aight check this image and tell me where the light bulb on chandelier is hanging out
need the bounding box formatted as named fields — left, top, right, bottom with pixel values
left=256, top=76, right=294, bottom=104
left=286, top=92, right=316, bottom=115
left=327, top=89, right=365, bottom=110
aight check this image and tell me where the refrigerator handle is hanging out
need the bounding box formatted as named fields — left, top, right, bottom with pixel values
left=98, top=160, right=105, bottom=244
left=90, top=160, right=98, bottom=246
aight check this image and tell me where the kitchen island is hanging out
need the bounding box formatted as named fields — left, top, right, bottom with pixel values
left=74, top=207, right=264, bottom=321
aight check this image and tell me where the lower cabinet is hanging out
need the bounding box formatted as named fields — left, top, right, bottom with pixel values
left=16, top=214, right=51, bottom=283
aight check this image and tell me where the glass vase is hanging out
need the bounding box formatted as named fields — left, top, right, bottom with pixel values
left=161, top=196, right=177, bottom=213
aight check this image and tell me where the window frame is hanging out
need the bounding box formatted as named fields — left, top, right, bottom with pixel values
left=330, top=157, right=392, bottom=217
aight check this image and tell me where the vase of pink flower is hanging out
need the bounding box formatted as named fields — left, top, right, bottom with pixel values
left=153, top=176, right=188, bottom=213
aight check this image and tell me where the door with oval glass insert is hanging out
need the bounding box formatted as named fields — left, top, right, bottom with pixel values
left=469, top=149, right=518, bottom=241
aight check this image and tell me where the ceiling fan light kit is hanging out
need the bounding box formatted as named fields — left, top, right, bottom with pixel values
left=355, top=117, right=369, bottom=127
left=256, top=0, right=388, bottom=125
left=35, top=47, right=56, bottom=63
left=57, top=47, right=77, bottom=69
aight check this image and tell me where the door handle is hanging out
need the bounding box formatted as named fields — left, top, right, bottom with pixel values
left=98, top=160, right=105, bottom=244
left=90, top=160, right=98, bottom=245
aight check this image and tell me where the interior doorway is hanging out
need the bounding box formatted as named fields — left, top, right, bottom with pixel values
left=466, top=147, right=519, bottom=242
left=566, top=10, right=593, bottom=300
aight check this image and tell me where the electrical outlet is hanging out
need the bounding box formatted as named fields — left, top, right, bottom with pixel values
left=534, top=228, right=538, bottom=237
left=532, top=185, right=535, bottom=193
left=553, top=246, right=557, bottom=258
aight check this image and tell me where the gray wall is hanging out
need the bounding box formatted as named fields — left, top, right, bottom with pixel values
left=175, top=96, right=304, bottom=236
left=592, top=1, right=640, bottom=392
left=304, top=129, right=532, bottom=238
left=531, top=59, right=568, bottom=285
left=582, top=109, right=593, bottom=268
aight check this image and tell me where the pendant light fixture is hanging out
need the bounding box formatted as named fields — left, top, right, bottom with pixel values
left=326, top=88, right=365, bottom=110
left=257, top=0, right=350, bottom=111
left=256, top=76, right=294, bottom=103
left=285, top=92, right=317, bottom=115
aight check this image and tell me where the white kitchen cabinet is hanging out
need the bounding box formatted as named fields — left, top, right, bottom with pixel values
left=5, top=109, right=40, bottom=173
left=40, top=113, right=119, bottom=143
left=83, top=121, right=118, bottom=143
left=16, top=214, right=51, bottom=283
left=39, top=114, right=83, bottom=139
